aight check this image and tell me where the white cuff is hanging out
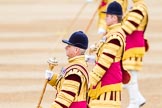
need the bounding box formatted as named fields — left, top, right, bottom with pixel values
left=45, top=70, right=54, bottom=80
left=85, top=55, right=95, bottom=63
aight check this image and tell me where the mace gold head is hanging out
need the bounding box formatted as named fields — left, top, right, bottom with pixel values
left=47, top=57, right=58, bottom=70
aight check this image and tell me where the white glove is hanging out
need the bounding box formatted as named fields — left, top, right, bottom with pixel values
left=97, top=27, right=106, bottom=35
left=86, top=0, right=93, bottom=2
left=89, top=44, right=97, bottom=54
left=85, top=55, right=95, bottom=63
left=90, top=44, right=96, bottom=50
left=45, top=70, right=54, bottom=80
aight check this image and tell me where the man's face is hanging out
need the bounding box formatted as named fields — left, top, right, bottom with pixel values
left=105, top=14, right=115, bottom=26
left=65, top=45, right=78, bottom=58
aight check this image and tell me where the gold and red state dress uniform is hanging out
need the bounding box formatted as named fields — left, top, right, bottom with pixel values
left=88, top=23, right=126, bottom=108
left=121, top=0, right=149, bottom=71
left=48, top=55, right=89, bottom=108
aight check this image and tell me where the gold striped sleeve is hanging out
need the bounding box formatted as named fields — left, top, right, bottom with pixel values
left=52, top=72, right=81, bottom=108
left=97, top=39, right=121, bottom=68
left=54, top=90, right=75, bottom=106
left=48, top=73, right=59, bottom=86
left=127, top=12, right=142, bottom=24
left=90, top=35, right=121, bottom=86
left=122, top=4, right=147, bottom=35
left=98, top=54, right=112, bottom=68
left=61, top=79, right=80, bottom=93
left=90, top=65, right=105, bottom=86
left=103, top=43, right=120, bottom=55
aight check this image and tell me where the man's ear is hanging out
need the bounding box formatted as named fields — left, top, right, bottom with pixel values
left=113, top=15, right=118, bottom=23
left=76, top=47, right=81, bottom=55
left=113, top=15, right=117, bottom=20
left=74, top=47, right=79, bottom=53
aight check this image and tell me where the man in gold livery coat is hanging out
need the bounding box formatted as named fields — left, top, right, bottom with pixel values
left=88, top=1, right=126, bottom=108
left=121, top=0, right=149, bottom=107
left=45, top=31, right=89, bottom=108
left=97, top=0, right=128, bottom=35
